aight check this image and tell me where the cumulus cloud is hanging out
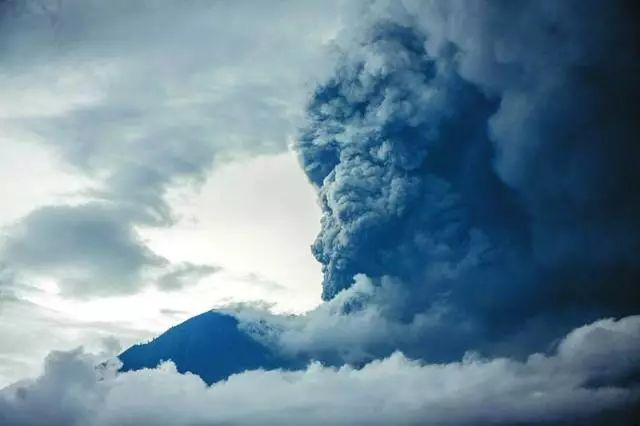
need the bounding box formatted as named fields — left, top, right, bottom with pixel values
left=1, top=316, right=639, bottom=425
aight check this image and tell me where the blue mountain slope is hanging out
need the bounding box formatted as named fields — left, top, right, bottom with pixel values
left=119, top=311, right=287, bottom=384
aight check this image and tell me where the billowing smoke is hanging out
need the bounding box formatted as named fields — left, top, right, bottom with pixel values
left=2, top=1, right=640, bottom=424
left=298, top=21, right=505, bottom=300
left=296, top=0, right=640, bottom=358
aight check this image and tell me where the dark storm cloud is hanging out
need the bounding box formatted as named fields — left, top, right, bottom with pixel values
left=410, top=0, right=640, bottom=293
left=297, top=0, right=640, bottom=358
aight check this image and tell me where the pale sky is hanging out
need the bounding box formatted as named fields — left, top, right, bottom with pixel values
left=0, top=0, right=345, bottom=385
left=0, top=148, right=323, bottom=385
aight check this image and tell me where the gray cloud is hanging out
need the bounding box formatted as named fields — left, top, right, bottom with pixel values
left=0, top=0, right=344, bottom=298
left=156, top=263, right=220, bottom=292
left=1, top=315, right=639, bottom=425
left=1, top=0, right=343, bottom=169
left=159, top=308, right=187, bottom=318
left=0, top=203, right=165, bottom=297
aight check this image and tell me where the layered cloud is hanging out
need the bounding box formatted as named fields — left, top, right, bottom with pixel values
left=1, top=315, right=639, bottom=425
left=0, top=0, right=342, bottom=297
left=1, top=204, right=166, bottom=297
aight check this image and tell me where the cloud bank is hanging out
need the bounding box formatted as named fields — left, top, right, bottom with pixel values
left=1, top=315, right=639, bottom=425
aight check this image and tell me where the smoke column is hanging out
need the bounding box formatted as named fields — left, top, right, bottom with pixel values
left=296, top=0, right=640, bottom=357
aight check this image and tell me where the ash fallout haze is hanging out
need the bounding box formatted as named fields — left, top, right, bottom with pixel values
left=0, top=0, right=639, bottom=425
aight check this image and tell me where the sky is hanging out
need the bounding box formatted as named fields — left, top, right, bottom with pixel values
left=1, top=0, right=640, bottom=425
left=0, top=0, right=340, bottom=384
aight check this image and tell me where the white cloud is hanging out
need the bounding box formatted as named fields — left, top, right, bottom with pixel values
left=1, top=315, right=639, bottom=425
